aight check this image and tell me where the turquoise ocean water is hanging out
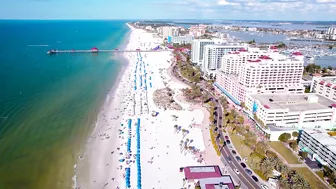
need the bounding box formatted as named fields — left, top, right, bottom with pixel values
left=0, top=20, right=129, bottom=189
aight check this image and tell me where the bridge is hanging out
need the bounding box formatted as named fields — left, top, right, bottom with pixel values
left=47, top=46, right=163, bottom=55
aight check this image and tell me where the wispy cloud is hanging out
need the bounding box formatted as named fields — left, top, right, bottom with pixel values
left=147, top=0, right=336, bottom=20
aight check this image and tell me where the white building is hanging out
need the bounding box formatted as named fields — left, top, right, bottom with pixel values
left=327, top=27, right=336, bottom=35
left=189, top=24, right=207, bottom=37
left=167, top=35, right=194, bottom=44
left=160, top=26, right=179, bottom=38
left=246, top=93, right=336, bottom=129
left=191, top=39, right=215, bottom=66
left=299, top=130, right=336, bottom=170
left=221, top=47, right=269, bottom=75
left=326, top=27, right=336, bottom=40
left=202, top=44, right=246, bottom=78
left=311, top=76, right=336, bottom=101
left=215, top=50, right=305, bottom=104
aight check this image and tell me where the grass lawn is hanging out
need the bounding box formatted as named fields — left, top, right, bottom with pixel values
left=229, top=133, right=265, bottom=180
left=294, top=167, right=327, bottom=189
left=269, top=141, right=301, bottom=164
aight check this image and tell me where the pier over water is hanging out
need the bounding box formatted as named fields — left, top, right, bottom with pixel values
left=47, top=46, right=163, bottom=55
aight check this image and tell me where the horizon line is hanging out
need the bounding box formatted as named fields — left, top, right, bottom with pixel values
left=0, top=18, right=335, bottom=22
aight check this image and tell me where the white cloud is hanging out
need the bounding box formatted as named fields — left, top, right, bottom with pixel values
left=217, top=0, right=241, bottom=6
left=148, top=0, right=336, bottom=20
left=316, top=0, right=336, bottom=3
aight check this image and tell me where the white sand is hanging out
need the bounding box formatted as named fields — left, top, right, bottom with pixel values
left=76, top=24, right=222, bottom=189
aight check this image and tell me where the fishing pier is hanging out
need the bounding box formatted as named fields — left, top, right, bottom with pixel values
left=47, top=47, right=162, bottom=55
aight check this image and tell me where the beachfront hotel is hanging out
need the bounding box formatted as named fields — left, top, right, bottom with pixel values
left=298, top=130, right=336, bottom=170
left=191, top=39, right=216, bottom=66
left=215, top=49, right=305, bottom=105
left=158, top=26, right=180, bottom=38
left=245, top=93, right=336, bottom=130
left=201, top=44, right=247, bottom=79
left=311, top=76, right=336, bottom=102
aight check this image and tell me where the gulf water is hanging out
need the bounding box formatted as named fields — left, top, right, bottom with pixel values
left=0, top=20, right=129, bottom=189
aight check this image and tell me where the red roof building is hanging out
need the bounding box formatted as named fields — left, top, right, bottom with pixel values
left=182, top=166, right=235, bottom=189
left=228, top=51, right=240, bottom=54
left=319, top=81, right=325, bottom=85
left=259, top=55, right=272, bottom=60
left=238, top=48, right=248, bottom=52
left=332, top=104, right=336, bottom=108
left=183, top=166, right=222, bottom=179
left=247, top=59, right=261, bottom=63
left=326, top=83, right=332, bottom=87
left=264, top=105, right=270, bottom=109
left=292, top=52, right=303, bottom=56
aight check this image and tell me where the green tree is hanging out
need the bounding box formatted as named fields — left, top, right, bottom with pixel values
left=292, top=131, right=299, bottom=139
left=255, top=141, right=269, bottom=155
left=278, top=133, right=292, bottom=142
left=289, top=141, right=298, bottom=151
left=300, top=151, right=308, bottom=159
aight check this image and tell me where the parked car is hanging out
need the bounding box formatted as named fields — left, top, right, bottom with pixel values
left=245, top=169, right=252, bottom=175
left=232, top=150, right=236, bottom=155
left=260, top=184, right=269, bottom=189
left=235, top=156, right=241, bottom=162
left=234, top=168, right=240, bottom=175
left=226, top=156, right=232, bottom=162
left=225, top=136, right=229, bottom=140
left=226, top=140, right=231, bottom=144
left=240, top=162, right=246, bottom=168
left=228, top=145, right=233, bottom=149
left=252, top=175, right=259, bottom=182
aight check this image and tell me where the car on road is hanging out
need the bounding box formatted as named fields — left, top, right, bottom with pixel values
left=240, top=162, right=246, bottom=168
left=245, top=169, right=252, bottom=175
left=226, top=156, right=232, bottom=162
left=260, top=184, right=269, bottom=189
left=226, top=140, right=231, bottom=144
left=234, top=168, right=240, bottom=175
left=228, top=145, right=233, bottom=149
left=232, top=150, right=236, bottom=155
left=225, top=136, right=229, bottom=140
left=252, top=175, right=259, bottom=182
left=235, top=156, right=241, bottom=162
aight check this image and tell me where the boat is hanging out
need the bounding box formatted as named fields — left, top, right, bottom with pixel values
left=47, top=49, right=56, bottom=55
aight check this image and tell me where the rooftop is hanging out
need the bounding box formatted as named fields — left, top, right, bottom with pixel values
left=315, top=76, right=336, bottom=85
left=200, top=177, right=235, bottom=189
left=250, top=93, right=336, bottom=111
left=183, top=165, right=222, bottom=180
left=304, top=130, right=336, bottom=154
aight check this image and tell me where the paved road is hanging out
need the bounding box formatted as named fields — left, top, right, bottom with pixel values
left=171, top=59, right=262, bottom=189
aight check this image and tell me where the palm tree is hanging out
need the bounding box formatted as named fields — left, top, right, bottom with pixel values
left=279, top=176, right=290, bottom=189
left=255, top=141, right=269, bottom=155
left=174, top=125, right=178, bottom=133
left=182, top=129, right=186, bottom=137
left=238, top=116, right=244, bottom=125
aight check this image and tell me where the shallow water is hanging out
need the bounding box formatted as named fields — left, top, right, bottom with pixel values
left=0, top=20, right=129, bottom=189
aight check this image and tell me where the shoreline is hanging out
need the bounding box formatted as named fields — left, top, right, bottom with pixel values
left=74, top=23, right=134, bottom=188
left=75, top=23, right=225, bottom=189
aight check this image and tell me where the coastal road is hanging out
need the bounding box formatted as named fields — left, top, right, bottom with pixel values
left=170, top=58, right=261, bottom=189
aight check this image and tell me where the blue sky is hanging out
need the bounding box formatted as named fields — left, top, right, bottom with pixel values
left=1, top=0, right=335, bottom=20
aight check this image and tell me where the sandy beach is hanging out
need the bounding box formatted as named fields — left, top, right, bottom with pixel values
left=76, top=24, right=223, bottom=189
